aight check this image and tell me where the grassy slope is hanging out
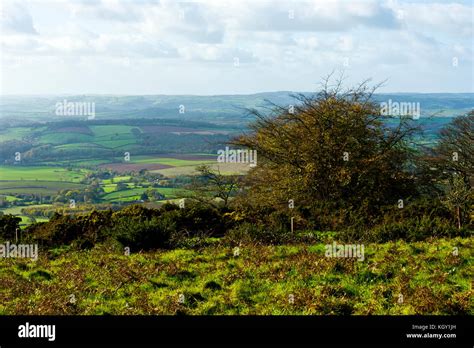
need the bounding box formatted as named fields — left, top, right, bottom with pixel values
left=0, top=237, right=471, bottom=315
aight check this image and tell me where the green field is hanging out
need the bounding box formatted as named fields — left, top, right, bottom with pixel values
left=0, top=166, right=86, bottom=182
left=54, top=143, right=103, bottom=150
left=0, top=166, right=86, bottom=196
left=0, top=127, right=39, bottom=142
left=0, top=195, right=20, bottom=202
left=1, top=206, right=25, bottom=215
left=102, top=176, right=131, bottom=184
left=94, top=139, right=137, bottom=149
left=90, top=125, right=138, bottom=149
left=38, top=133, right=93, bottom=145
left=102, top=187, right=183, bottom=202
left=0, top=204, right=53, bottom=226
left=102, top=188, right=146, bottom=202
left=0, top=237, right=471, bottom=315
left=29, top=124, right=140, bottom=151
left=90, top=125, right=137, bottom=137
left=0, top=181, right=86, bottom=195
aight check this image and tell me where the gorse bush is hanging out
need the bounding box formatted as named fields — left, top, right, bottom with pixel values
left=23, top=211, right=114, bottom=249
left=341, top=217, right=468, bottom=243
left=23, top=203, right=234, bottom=250
left=112, top=216, right=175, bottom=250
left=20, top=195, right=471, bottom=250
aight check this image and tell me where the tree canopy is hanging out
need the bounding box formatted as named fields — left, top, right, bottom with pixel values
left=232, top=79, right=419, bottom=217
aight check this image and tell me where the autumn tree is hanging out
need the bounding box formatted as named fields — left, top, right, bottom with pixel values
left=231, top=78, right=420, bottom=221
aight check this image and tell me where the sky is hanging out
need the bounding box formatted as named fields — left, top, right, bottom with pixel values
left=0, top=0, right=473, bottom=95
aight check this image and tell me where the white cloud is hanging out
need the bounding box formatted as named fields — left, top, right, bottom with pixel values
left=1, top=0, right=472, bottom=94
left=220, top=0, right=400, bottom=32
left=0, top=1, right=38, bottom=34
left=395, top=2, right=473, bottom=38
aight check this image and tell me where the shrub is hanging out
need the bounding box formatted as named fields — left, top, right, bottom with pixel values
left=24, top=210, right=114, bottom=249
left=341, top=216, right=468, bottom=243
left=158, top=203, right=233, bottom=238
left=0, top=214, right=22, bottom=241
left=223, top=222, right=293, bottom=245
left=111, top=216, right=175, bottom=250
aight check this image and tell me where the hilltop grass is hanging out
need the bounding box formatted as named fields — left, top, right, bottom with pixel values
left=0, top=237, right=471, bottom=315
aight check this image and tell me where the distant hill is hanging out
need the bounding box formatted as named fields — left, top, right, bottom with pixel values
left=1, top=92, right=472, bottom=127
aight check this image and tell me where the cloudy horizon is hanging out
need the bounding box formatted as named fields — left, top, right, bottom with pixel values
left=1, top=0, right=473, bottom=95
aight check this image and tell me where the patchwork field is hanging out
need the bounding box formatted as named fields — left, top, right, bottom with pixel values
left=98, top=154, right=216, bottom=174
left=0, top=167, right=85, bottom=201
left=0, top=122, right=233, bottom=153
left=0, top=166, right=87, bottom=197
left=0, top=153, right=210, bottom=220
left=151, top=162, right=251, bottom=177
